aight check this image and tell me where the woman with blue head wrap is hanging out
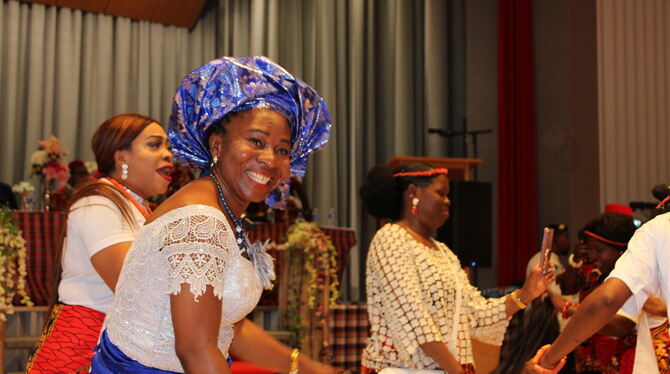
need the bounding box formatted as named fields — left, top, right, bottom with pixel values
left=91, top=57, right=336, bottom=374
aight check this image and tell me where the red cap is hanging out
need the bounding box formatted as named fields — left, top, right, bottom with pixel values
left=604, top=203, right=633, bottom=217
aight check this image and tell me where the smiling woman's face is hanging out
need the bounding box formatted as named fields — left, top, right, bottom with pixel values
left=211, top=108, right=292, bottom=204
left=586, top=236, right=622, bottom=276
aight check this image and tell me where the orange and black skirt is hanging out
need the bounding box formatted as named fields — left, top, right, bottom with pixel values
left=361, top=363, right=476, bottom=374
left=26, top=303, right=106, bottom=374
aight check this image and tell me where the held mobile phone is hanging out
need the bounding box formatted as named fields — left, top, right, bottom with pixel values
left=539, top=227, right=554, bottom=273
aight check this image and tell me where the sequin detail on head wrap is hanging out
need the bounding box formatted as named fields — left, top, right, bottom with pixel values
left=168, top=56, right=332, bottom=208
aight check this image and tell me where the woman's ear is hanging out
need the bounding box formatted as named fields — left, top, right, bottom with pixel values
left=407, top=183, right=418, bottom=198
left=208, top=131, right=224, bottom=159
left=113, top=149, right=127, bottom=168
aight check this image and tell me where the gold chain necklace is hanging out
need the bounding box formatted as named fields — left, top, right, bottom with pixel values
left=397, top=222, right=438, bottom=250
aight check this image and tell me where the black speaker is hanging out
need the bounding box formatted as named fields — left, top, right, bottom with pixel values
left=436, top=180, right=492, bottom=267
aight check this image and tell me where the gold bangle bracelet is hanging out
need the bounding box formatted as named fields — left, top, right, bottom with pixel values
left=289, top=348, right=299, bottom=374
left=510, top=290, right=528, bottom=309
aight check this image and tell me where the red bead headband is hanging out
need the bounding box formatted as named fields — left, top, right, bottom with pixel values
left=393, top=168, right=449, bottom=178
left=656, top=195, right=670, bottom=209
left=584, top=230, right=628, bottom=247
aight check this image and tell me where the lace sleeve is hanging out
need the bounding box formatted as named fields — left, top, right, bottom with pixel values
left=464, top=282, right=510, bottom=345
left=162, top=214, right=235, bottom=301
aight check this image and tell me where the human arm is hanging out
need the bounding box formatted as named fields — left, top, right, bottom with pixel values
left=642, top=295, right=667, bottom=317
left=229, top=319, right=336, bottom=374
left=597, top=313, right=636, bottom=337
left=164, top=213, right=236, bottom=373
left=503, top=266, right=553, bottom=316
left=90, top=241, right=132, bottom=290
left=547, top=290, right=634, bottom=336
left=70, top=196, right=139, bottom=291
left=171, top=285, right=230, bottom=373
left=522, top=345, right=566, bottom=374
left=538, top=278, right=632, bottom=369
left=419, top=342, right=464, bottom=374
left=540, top=220, right=664, bottom=369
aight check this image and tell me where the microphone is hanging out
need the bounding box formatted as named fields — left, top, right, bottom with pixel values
left=427, top=128, right=454, bottom=137
left=652, top=184, right=670, bottom=201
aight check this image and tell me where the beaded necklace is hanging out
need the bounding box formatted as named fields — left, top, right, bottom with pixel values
left=210, top=174, right=247, bottom=253
left=104, top=177, right=152, bottom=219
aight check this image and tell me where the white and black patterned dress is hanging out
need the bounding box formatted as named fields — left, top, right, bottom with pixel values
left=362, top=223, right=511, bottom=370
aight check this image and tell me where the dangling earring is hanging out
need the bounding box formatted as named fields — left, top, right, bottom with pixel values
left=121, top=163, right=129, bottom=180
left=210, top=156, right=219, bottom=168
left=411, top=197, right=419, bottom=215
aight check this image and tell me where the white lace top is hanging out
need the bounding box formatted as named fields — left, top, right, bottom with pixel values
left=362, top=223, right=510, bottom=370
left=104, top=204, right=263, bottom=371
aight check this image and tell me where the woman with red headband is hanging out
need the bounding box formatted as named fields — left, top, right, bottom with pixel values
left=359, top=163, right=559, bottom=374
left=538, top=213, right=670, bottom=374
left=570, top=213, right=639, bottom=373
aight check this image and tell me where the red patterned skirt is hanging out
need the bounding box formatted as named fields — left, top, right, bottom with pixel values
left=26, top=303, right=106, bottom=373
left=574, top=332, right=636, bottom=374
left=362, top=363, right=476, bottom=374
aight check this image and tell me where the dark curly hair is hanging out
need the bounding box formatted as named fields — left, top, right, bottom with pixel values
left=359, top=163, right=442, bottom=220
left=582, top=212, right=637, bottom=251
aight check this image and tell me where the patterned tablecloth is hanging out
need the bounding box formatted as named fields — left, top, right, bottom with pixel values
left=329, top=304, right=369, bottom=370
left=12, top=211, right=357, bottom=306
left=13, top=211, right=65, bottom=306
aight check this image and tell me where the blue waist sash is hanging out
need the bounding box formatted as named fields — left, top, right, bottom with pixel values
left=91, top=329, right=182, bottom=373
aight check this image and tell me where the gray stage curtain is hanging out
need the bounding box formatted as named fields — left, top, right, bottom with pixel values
left=0, top=0, right=452, bottom=300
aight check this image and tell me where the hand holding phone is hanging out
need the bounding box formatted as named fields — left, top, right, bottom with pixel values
left=539, top=227, right=554, bottom=274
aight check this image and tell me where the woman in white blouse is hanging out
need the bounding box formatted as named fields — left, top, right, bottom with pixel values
left=359, top=163, right=560, bottom=374
left=91, top=57, right=337, bottom=374
left=27, top=113, right=174, bottom=373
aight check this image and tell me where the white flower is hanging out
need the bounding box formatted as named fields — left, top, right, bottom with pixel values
left=84, top=161, right=98, bottom=174
left=12, top=181, right=35, bottom=194
left=30, top=150, right=48, bottom=165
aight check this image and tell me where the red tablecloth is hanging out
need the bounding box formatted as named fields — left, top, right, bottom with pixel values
left=13, top=212, right=356, bottom=306
left=13, top=211, right=65, bottom=306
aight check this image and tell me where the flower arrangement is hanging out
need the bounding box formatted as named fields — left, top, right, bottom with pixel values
left=12, top=181, right=35, bottom=194
left=0, top=208, right=33, bottom=320
left=277, top=221, right=339, bottom=361
left=12, top=181, right=36, bottom=210
left=30, top=136, right=70, bottom=210
left=30, top=135, right=70, bottom=188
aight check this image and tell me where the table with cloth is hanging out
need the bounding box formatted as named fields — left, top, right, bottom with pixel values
left=12, top=211, right=367, bottom=369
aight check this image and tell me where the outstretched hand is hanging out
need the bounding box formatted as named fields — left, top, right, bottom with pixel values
left=521, top=265, right=555, bottom=302
left=523, top=345, right=565, bottom=374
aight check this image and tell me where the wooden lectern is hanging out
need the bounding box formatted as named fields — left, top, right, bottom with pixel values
left=388, top=156, right=498, bottom=373
left=387, top=156, right=482, bottom=181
